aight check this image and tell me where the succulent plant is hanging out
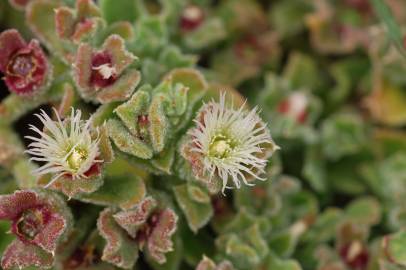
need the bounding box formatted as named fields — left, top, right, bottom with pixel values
left=1, top=0, right=406, bottom=269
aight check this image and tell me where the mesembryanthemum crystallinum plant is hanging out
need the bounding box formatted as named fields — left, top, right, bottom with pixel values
left=1, top=0, right=406, bottom=269
left=0, top=0, right=278, bottom=268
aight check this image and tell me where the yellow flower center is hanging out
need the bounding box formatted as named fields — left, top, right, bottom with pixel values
left=209, top=134, right=235, bottom=159
left=67, top=147, right=87, bottom=170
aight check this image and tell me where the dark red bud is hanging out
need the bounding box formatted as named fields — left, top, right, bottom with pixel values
left=277, top=100, right=290, bottom=114
left=277, top=93, right=309, bottom=124
left=90, top=51, right=117, bottom=88
left=180, top=5, right=205, bottom=32
left=339, top=242, right=369, bottom=270
left=0, top=30, right=48, bottom=96
left=233, top=35, right=263, bottom=64
left=137, top=115, right=149, bottom=141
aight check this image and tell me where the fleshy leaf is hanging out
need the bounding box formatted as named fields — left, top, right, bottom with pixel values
left=344, top=197, right=381, bottom=226
left=384, top=231, right=406, bottom=266
left=78, top=158, right=146, bottom=210
left=173, top=184, right=213, bottom=233
left=1, top=240, right=53, bottom=269
left=262, top=252, right=302, bottom=270
left=196, top=256, right=234, bottom=270
left=97, top=68, right=141, bottom=104
left=107, top=118, right=153, bottom=159
left=0, top=128, right=24, bottom=168
left=26, top=0, right=66, bottom=56
left=99, top=0, right=141, bottom=24
left=55, top=0, right=102, bottom=44
left=146, top=208, right=178, bottom=264
left=97, top=208, right=139, bottom=269
left=113, top=197, right=157, bottom=238
left=216, top=223, right=269, bottom=269
left=321, top=112, right=368, bottom=160
left=183, top=18, right=226, bottom=50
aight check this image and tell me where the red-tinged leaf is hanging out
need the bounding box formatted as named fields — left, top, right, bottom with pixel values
left=97, top=208, right=139, bottom=269
left=147, top=208, right=178, bottom=264
left=0, top=29, right=26, bottom=71
left=113, top=197, right=157, bottom=238
left=1, top=239, right=53, bottom=269
left=102, top=35, right=136, bottom=74
left=33, top=213, right=66, bottom=253
left=0, top=190, right=39, bottom=220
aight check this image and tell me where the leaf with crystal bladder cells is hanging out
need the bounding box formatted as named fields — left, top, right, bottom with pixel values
left=216, top=234, right=260, bottom=269
left=321, top=112, right=368, bottom=160
left=114, top=89, right=151, bottom=136
left=97, top=208, right=139, bottom=269
left=184, top=18, right=227, bottom=50
left=370, top=0, right=406, bottom=58
left=131, top=16, right=168, bottom=57
left=26, top=0, right=66, bottom=56
left=150, top=143, right=176, bottom=174
left=97, top=69, right=141, bottom=104
left=149, top=93, right=170, bottom=153
left=269, top=230, right=298, bottom=258
left=0, top=221, right=13, bottom=255
left=181, top=226, right=215, bottom=266
left=107, top=118, right=153, bottom=159
left=344, top=197, right=381, bottom=226
left=385, top=230, right=406, bottom=266
left=99, top=0, right=142, bottom=24
left=303, top=208, right=343, bottom=243
left=262, top=252, right=302, bottom=270
left=173, top=184, right=213, bottom=233
left=146, top=231, right=183, bottom=270
left=163, top=68, right=208, bottom=130
left=216, top=223, right=269, bottom=269
left=12, top=157, right=38, bottom=189
left=78, top=158, right=147, bottom=210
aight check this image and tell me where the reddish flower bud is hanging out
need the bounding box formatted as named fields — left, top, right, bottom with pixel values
left=180, top=5, right=205, bottom=32
left=339, top=241, right=369, bottom=270
left=233, top=33, right=277, bottom=66
left=277, top=92, right=309, bottom=124
left=0, top=189, right=73, bottom=269
left=234, top=35, right=262, bottom=64
left=74, top=35, right=140, bottom=104
left=0, top=29, right=50, bottom=96
left=8, top=0, right=31, bottom=10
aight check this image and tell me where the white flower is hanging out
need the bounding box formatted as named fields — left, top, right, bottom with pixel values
left=25, top=108, right=101, bottom=187
left=92, top=63, right=117, bottom=80
left=189, top=93, right=278, bottom=193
